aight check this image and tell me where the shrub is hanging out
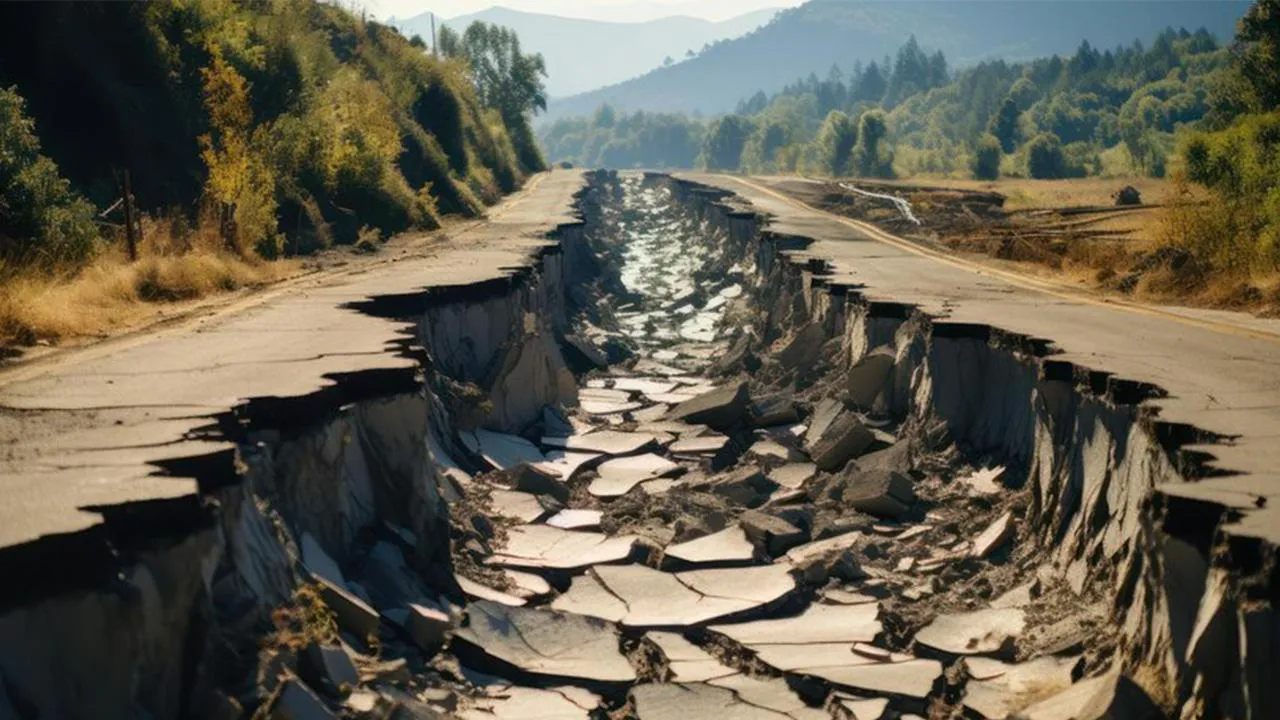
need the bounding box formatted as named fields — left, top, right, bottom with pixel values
left=971, top=134, right=1002, bottom=180
left=1026, top=132, right=1067, bottom=178
left=0, top=86, right=99, bottom=270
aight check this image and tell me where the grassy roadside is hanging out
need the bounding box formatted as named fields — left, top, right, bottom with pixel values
left=0, top=219, right=297, bottom=350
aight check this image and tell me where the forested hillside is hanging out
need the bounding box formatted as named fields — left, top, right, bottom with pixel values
left=545, top=0, right=1246, bottom=119
left=542, top=28, right=1229, bottom=179
left=398, top=6, right=779, bottom=97
left=0, top=0, right=546, bottom=344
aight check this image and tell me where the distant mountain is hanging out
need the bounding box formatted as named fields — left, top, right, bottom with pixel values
left=395, top=6, right=781, bottom=98
left=545, top=0, right=1250, bottom=120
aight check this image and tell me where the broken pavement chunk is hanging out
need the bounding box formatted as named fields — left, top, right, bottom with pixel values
left=914, top=608, right=1025, bottom=658
left=545, top=509, right=603, bottom=531
left=301, top=533, right=346, bottom=589
left=315, top=576, right=379, bottom=640
left=462, top=429, right=547, bottom=471
left=688, top=465, right=776, bottom=506
left=490, top=489, right=551, bottom=524
left=454, top=601, right=637, bottom=688
left=750, top=394, right=800, bottom=428
left=666, top=380, right=749, bottom=431
left=487, top=525, right=638, bottom=571
left=806, top=411, right=874, bottom=471
left=739, top=510, right=809, bottom=557
left=647, top=632, right=737, bottom=682
left=831, top=468, right=915, bottom=518
left=406, top=603, right=453, bottom=653
left=589, top=453, right=681, bottom=498
left=770, top=463, right=817, bottom=490
left=1012, top=670, right=1161, bottom=720
left=664, top=526, right=757, bottom=566
left=711, top=601, right=881, bottom=646
left=272, top=678, right=337, bottom=720
left=542, top=430, right=658, bottom=456
left=846, top=346, right=896, bottom=409
left=456, top=574, right=527, bottom=607
left=971, top=512, right=1015, bottom=558
left=668, top=434, right=730, bottom=455
left=552, top=564, right=796, bottom=628
left=962, top=656, right=1078, bottom=719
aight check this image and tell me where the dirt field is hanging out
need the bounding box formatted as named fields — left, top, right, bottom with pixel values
left=773, top=176, right=1280, bottom=315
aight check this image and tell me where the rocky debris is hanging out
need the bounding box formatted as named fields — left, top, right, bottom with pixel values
left=666, top=380, right=749, bottom=430
left=706, top=332, right=761, bottom=377
left=553, top=563, right=796, bottom=628
left=914, top=608, right=1025, bottom=658
left=453, top=601, right=637, bottom=688
left=821, top=468, right=915, bottom=518
left=972, top=512, right=1015, bottom=558
left=664, top=526, right=757, bottom=566
left=669, top=434, right=731, bottom=457
left=962, top=656, right=1079, bottom=719
left=462, top=429, right=546, bottom=470
left=315, top=577, right=380, bottom=640
left=806, top=411, right=874, bottom=471
left=487, top=525, right=638, bottom=571
left=271, top=678, right=337, bottom=719
left=846, top=347, right=896, bottom=409
left=543, top=430, right=658, bottom=456
left=563, top=333, right=610, bottom=370
left=740, top=510, right=809, bottom=557
left=1011, top=670, right=1162, bottom=720
left=688, top=466, right=777, bottom=506
left=589, top=453, right=681, bottom=498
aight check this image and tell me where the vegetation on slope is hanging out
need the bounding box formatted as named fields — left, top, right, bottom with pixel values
left=0, top=0, right=547, bottom=346
left=542, top=28, right=1228, bottom=180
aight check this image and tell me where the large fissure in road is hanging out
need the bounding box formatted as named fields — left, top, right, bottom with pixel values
left=0, top=171, right=1269, bottom=719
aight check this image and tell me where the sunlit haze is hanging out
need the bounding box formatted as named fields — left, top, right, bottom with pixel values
left=367, top=0, right=804, bottom=22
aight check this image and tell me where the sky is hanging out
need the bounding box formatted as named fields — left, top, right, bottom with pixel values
left=366, top=0, right=804, bottom=23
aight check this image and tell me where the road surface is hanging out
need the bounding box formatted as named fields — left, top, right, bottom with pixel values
left=681, top=172, right=1280, bottom=552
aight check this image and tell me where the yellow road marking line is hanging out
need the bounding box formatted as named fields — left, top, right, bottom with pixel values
left=723, top=175, right=1280, bottom=345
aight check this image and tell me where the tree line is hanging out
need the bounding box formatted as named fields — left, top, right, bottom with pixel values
left=540, top=27, right=1227, bottom=181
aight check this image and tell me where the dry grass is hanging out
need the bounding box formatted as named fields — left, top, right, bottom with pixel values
left=902, top=175, right=1177, bottom=211
left=0, top=215, right=296, bottom=347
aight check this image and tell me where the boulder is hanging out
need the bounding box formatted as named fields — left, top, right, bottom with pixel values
left=1113, top=185, right=1142, bottom=206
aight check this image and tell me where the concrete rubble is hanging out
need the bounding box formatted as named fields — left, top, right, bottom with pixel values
left=9, top=171, right=1251, bottom=720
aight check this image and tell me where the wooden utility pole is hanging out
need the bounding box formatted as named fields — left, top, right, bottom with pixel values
left=119, top=168, right=139, bottom=261
left=431, top=13, right=438, bottom=56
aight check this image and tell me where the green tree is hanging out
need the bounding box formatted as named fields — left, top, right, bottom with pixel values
left=971, top=134, right=1001, bottom=180
left=0, top=86, right=98, bottom=269
left=989, top=97, right=1020, bottom=153
left=702, top=115, right=753, bottom=171
left=452, top=22, right=548, bottom=172
left=1026, top=132, right=1066, bottom=178
left=1238, top=0, right=1280, bottom=108
left=815, top=110, right=858, bottom=176
left=853, top=110, right=894, bottom=177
